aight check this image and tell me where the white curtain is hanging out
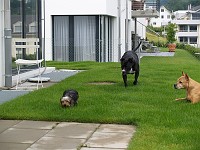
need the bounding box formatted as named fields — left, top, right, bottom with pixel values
left=53, top=16, right=69, bottom=61
left=53, top=15, right=114, bottom=62
left=74, top=16, right=96, bottom=61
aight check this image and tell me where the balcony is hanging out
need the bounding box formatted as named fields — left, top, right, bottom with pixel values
left=176, top=31, right=198, bottom=37
left=171, top=19, right=200, bottom=25
left=131, top=0, right=159, bottom=18
left=132, top=9, right=159, bottom=18
left=132, top=0, right=144, bottom=10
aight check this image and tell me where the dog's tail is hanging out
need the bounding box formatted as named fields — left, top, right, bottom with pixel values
left=132, top=41, right=142, bottom=52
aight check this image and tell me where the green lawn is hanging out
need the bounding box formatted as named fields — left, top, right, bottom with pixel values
left=1, top=49, right=200, bottom=150
left=146, top=32, right=167, bottom=43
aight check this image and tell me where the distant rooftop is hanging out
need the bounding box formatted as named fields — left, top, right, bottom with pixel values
left=191, top=5, right=200, bottom=11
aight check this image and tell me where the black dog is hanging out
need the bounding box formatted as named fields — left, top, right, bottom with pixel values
left=60, top=89, right=79, bottom=107
left=120, top=42, right=141, bottom=87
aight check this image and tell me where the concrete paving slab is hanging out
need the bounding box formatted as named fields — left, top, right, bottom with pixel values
left=0, top=120, right=136, bottom=150
left=0, top=90, right=30, bottom=104
left=0, top=128, right=48, bottom=144
left=84, top=132, right=132, bottom=149
left=0, top=143, right=30, bottom=150
left=14, top=82, right=43, bottom=90
left=81, top=148, right=125, bottom=150
left=83, top=124, right=135, bottom=149
left=27, top=136, right=85, bottom=150
left=97, top=124, right=135, bottom=134
left=46, top=122, right=100, bottom=139
left=0, top=120, right=20, bottom=133
left=13, top=120, right=59, bottom=130
left=12, top=67, right=55, bottom=86
left=138, top=52, right=175, bottom=57
left=42, top=70, right=81, bottom=82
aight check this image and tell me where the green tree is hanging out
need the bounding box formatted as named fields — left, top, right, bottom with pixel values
left=165, top=0, right=200, bottom=11
left=166, top=23, right=177, bottom=44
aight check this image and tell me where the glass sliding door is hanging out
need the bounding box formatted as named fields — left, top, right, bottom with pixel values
left=99, top=16, right=114, bottom=62
left=53, top=15, right=97, bottom=62
left=53, top=15, right=113, bottom=62
left=11, top=0, right=41, bottom=74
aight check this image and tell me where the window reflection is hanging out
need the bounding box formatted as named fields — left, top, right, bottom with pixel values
left=11, top=0, right=41, bottom=74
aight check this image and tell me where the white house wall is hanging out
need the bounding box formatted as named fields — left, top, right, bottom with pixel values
left=133, top=18, right=147, bottom=40
left=43, top=0, right=133, bottom=62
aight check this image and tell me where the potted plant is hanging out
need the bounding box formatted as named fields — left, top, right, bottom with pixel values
left=166, top=23, right=177, bottom=52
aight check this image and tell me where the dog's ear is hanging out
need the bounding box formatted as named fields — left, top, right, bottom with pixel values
left=182, top=71, right=185, bottom=76
left=185, top=74, right=189, bottom=81
left=120, top=58, right=124, bottom=62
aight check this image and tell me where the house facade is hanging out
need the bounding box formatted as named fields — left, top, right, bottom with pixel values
left=43, top=0, right=159, bottom=62
left=44, top=0, right=135, bottom=62
left=172, top=5, right=200, bottom=48
left=0, top=0, right=158, bottom=87
left=145, top=0, right=160, bottom=11
left=149, top=5, right=172, bottom=27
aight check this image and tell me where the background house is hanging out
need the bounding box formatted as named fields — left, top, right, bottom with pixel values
left=145, top=0, right=160, bottom=11
left=11, top=15, right=38, bottom=58
left=149, top=5, right=172, bottom=27
left=172, top=5, right=200, bottom=48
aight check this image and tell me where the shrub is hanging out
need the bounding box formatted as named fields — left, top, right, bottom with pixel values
left=165, top=23, right=177, bottom=44
left=176, top=43, right=200, bottom=60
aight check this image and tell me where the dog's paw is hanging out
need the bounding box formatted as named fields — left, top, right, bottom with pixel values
left=133, top=81, right=138, bottom=85
left=175, top=98, right=186, bottom=101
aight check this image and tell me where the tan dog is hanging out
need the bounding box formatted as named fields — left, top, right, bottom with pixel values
left=174, top=72, right=200, bottom=104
